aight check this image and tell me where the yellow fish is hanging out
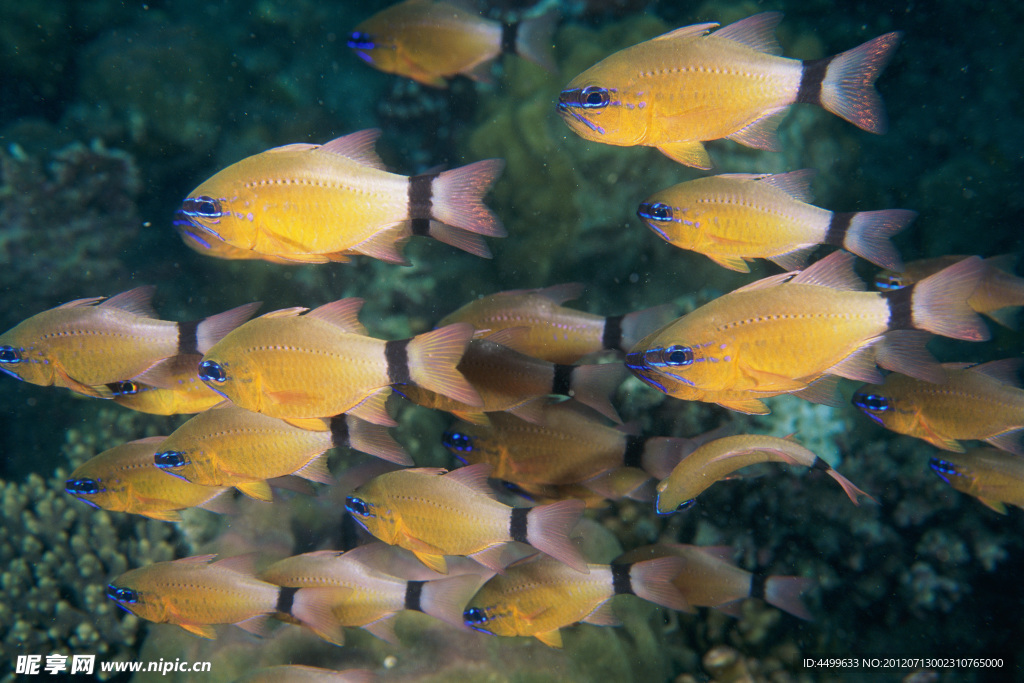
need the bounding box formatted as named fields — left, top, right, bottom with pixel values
left=104, top=354, right=223, bottom=415
left=616, top=543, right=812, bottom=620
left=655, top=434, right=871, bottom=514
left=876, top=254, right=1024, bottom=330
left=626, top=251, right=989, bottom=414
left=153, top=405, right=409, bottom=502
left=437, top=282, right=674, bottom=363
left=637, top=170, right=915, bottom=272
left=930, top=448, right=1024, bottom=514
left=442, top=400, right=690, bottom=491
left=106, top=554, right=318, bottom=639
left=349, top=0, right=557, bottom=87
left=0, top=287, right=258, bottom=398
left=260, top=545, right=485, bottom=645
left=175, top=129, right=504, bottom=264
left=558, top=12, right=901, bottom=168
left=398, top=336, right=625, bottom=425
left=64, top=436, right=230, bottom=522
left=852, top=360, right=1024, bottom=455
left=198, top=298, right=480, bottom=425
left=345, top=463, right=587, bottom=575
left=463, top=554, right=689, bottom=648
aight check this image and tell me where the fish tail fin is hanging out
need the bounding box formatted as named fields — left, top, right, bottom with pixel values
left=763, top=576, right=814, bottom=620
left=330, top=414, right=412, bottom=465
left=419, top=574, right=489, bottom=629
left=429, top=160, right=506, bottom=237
left=640, top=436, right=698, bottom=480
left=427, top=222, right=493, bottom=259
left=526, top=499, right=588, bottom=573
left=565, top=362, right=627, bottom=423
left=513, top=8, right=559, bottom=72
left=407, top=323, right=482, bottom=406
left=901, top=255, right=990, bottom=341
left=626, top=557, right=691, bottom=612
left=615, top=304, right=676, bottom=353
left=194, top=301, right=262, bottom=353
left=814, top=31, right=902, bottom=134
left=834, top=209, right=915, bottom=270
left=815, top=459, right=875, bottom=506
left=290, top=587, right=347, bottom=647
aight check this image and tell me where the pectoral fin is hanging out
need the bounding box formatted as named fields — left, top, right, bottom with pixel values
left=533, top=628, right=564, bottom=648
left=178, top=622, right=218, bottom=639
left=656, top=142, right=712, bottom=169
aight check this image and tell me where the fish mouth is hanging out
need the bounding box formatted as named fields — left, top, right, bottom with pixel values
left=556, top=100, right=605, bottom=135
left=173, top=210, right=225, bottom=247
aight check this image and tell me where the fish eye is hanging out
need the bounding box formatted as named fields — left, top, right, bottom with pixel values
left=442, top=431, right=474, bottom=453
left=106, top=584, right=138, bottom=604
left=637, top=202, right=673, bottom=222
left=108, top=380, right=139, bottom=396
left=676, top=499, right=696, bottom=512
left=184, top=196, right=222, bottom=219
left=198, top=360, right=227, bottom=383
left=348, top=31, right=376, bottom=50
left=874, top=274, right=905, bottom=290
left=663, top=345, right=694, bottom=366
left=65, top=478, right=102, bottom=496
left=0, top=345, right=22, bottom=363
left=345, top=496, right=373, bottom=518
left=463, top=607, right=489, bottom=625
left=154, top=450, right=189, bottom=469
left=852, top=392, right=891, bottom=412
left=580, top=85, right=610, bottom=108
left=928, top=457, right=961, bottom=481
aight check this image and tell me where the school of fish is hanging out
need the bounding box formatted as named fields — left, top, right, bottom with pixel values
left=4, top=3, right=1022, bottom=676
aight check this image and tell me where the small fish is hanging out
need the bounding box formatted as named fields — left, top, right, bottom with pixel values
left=106, top=554, right=319, bottom=639
left=348, top=0, right=557, bottom=87
left=437, top=283, right=674, bottom=363
left=261, top=545, right=485, bottom=645
left=64, top=436, right=230, bottom=522
left=875, top=255, right=1024, bottom=329
left=152, top=405, right=409, bottom=502
left=442, top=400, right=692, bottom=491
left=930, top=448, right=1024, bottom=514
left=655, top=434, right=871, bottom=514
left=0, top=287, right=259, bottom=398
left=637, top=170, right=914, bottom=272
left=616, top=543, right=813, bottom=620
left=626, top=251, right=989, bottom=414
left=175, top=129, right=504, bottom=264
left=345, top=463, right=587, bottom=575
left=104, top=355, right=224, bottom=415
left=463, top=554, right=689, bottom=647
left=198, top=299, right=480, bottom=425
left=852, top=359, right=1024, bottom=455
left=558, top=12, right=901, bottom=168
left=233, top=666, right=376, bottom=683
left=398, top=336, right=625, bottom=425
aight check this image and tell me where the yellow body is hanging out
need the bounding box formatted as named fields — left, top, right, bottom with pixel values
left=617, top=544, right=751, bottom=609
left=350, top=0, right=501, bottom=87
left=107, top=556, right=279, bottom=637
left=639, top=173, right=830, bottom=272
left=931, top=448, right=1024, bottom=513
left=0, top=290, right=180, bottom=395
left=110, top=355, right=223, bottom=415
left=854, top=362, right=1024, bottom=452
left=155, top=405, right=334, bottom=495
left=65, top=437, right=227, bottom=521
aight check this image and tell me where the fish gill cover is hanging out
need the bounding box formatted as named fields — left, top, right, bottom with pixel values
left=0, top=0, right=1022, bottom=682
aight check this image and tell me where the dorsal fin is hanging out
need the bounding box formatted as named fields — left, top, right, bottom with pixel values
left=55, top=296, right=106, bottom=310
left=653, top=22, right=719, bottom=42
left=266, top=143, right=319, bottom=154
left=712, top=11, right=783, bottom=55
left=532, top=282, right=585, bottom=305
left=258, top=307, right=309, bottom=319
left=172, top=554, right=218, bottom=565
left=99, top=286, right=159, bottom=318
left=318, top=129, right=386, bottom=169
left=445, top=463, right=498, bottom=499
left=306, top=298, right=366, bottom=334
left=965, top=358, right=1024, bottom=387
left=757, top=169, right=816, bottom=202
left=211, top=553, right=260, bottom=576
left=791, top=251, right=865, bottom=290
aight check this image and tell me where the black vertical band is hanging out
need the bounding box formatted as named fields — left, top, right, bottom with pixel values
left=276, top=586, right=299, bottom=615
left=881, top=284, right=916, bottom=330
left=510, top=507, right=529, bottom=544
left=824, top=212, right=854, bottom=248
left=410, top=218, right=431, bottom=236
left=501, top=22, right=518, bottom=56
left=408, top=172, right=440, bottom=221
left=750, top=570, right=768, bottom=600
left=405, top=580, right=425, bottom=611
left=611, top=563, right=634, bottom=596
left=810, top=456, right=831, bottom=473
left=796, top=56, right=834, bottom=105
left=623, top=435, right=646, bottom=469
left=385, top=339, right=412, bottom=385
left=329, top=415, right=350, bottom=449
left=552, top=364, right=574, bottom=396
left=178, top=320, right=200, bottom=355
left=602, top=315, right=623, bottom=352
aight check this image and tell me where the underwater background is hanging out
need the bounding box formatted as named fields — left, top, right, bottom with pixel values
left=1, top=0, right=1022, bottom=681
